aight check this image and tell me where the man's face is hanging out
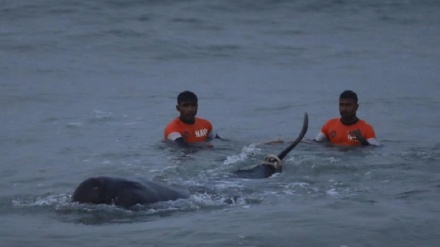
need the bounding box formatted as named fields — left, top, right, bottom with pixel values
left=339, top=98, right=358, bottom=120
left=177, top=100, right=198, bottom=123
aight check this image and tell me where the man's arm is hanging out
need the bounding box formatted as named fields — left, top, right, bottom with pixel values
left=314, top=132, right=328, bottom=142
left=207, top=129, right=226, bottom=141
left=349, top=129, right=379, bottom=146
left=165, top=131, right=191, bottom=147
left=350, top=129, right=369, bottom=146
left=174, top=137, right=191, bottom=147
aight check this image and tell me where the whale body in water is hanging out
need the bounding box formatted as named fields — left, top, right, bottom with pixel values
left=72, top=176, right=188, bottom=208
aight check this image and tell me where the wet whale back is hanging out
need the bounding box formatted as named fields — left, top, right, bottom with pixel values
left=72, top=176, right=188, bottom=208
left=110, top=178, right=188, bottom=207
left=233, top=164, right=277, bottom=179
left=72, top=177, right=108, bottom=204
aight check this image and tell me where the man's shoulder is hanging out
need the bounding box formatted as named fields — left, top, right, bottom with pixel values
left=195, top=117, right=212, bottom=124
left=358, top=119, right=373, bottom=126
left=324, top=118, right=340, bottom=125
left=165, top=117, right=181, bottom=129
left=320, top=118, right=339, bottom=132
left=195, top=117, right=213, bottom=130
left=358, top=119, right=375, bottom=129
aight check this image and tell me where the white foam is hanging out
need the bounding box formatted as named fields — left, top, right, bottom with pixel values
left=223, top=144, right=261, bottom=165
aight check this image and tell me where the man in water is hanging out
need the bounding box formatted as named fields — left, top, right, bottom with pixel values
left=164, top=91, right=221, bottom=147
left=314, top=90, right=379, bottom=146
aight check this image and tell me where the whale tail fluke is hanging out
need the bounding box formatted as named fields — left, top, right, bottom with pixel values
left=234, top=113, right=308, bottom=179
left=276, top=112, right=308, bottom=160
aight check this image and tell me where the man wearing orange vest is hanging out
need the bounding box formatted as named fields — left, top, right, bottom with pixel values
left=164, top=91, right=221, bottom=147
left=314, top=90, right=379, bottom=146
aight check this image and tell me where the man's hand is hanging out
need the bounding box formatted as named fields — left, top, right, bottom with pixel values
left=349, top=129, right=369, bottom=145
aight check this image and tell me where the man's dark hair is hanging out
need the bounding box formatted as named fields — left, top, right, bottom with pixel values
left=339, top=90, right=358, bottom=103
left=177, top=91, right=198, bottom=104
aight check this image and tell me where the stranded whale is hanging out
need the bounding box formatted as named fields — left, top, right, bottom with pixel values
left=72, top=113, right=308, bottom=207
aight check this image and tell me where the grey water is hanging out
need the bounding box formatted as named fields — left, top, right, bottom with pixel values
left=1, top=0, right=440, bottom=246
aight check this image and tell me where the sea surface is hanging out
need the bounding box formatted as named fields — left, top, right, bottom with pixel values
left=1, top=0, right=440, bottom=246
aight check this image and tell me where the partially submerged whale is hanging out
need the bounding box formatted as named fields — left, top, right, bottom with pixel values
left=72, top=114, right=308, bottom=207
left=233, top=113, right=308, bottom=179
left=72, top=176, right=188, bottom=208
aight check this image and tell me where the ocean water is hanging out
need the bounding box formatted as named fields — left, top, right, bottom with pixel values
left=1, top=0, right=440, bottom=246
